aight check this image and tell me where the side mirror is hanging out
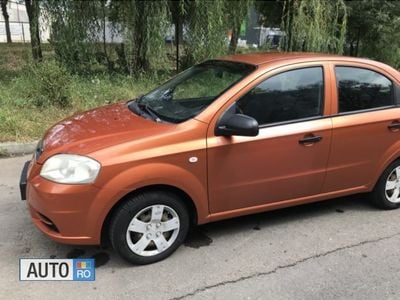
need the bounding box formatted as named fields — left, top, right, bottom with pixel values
left=215, top=114, right=259, bottom=137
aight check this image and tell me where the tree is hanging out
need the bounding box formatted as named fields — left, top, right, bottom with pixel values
left=99, top=0, right=112, bottom=71
left=25, top=0, right=42, bottom=61
left=256, top=0, right=347, bottom=54
left=43, top=0, right=102, bottom=73
left=226, top=0, right=252, bottom=54
left=256, top=0, right=399, bottom=67
left=345, top=0, right=400, bottom=68
left=256, top=0, right=293, bottom=50
left=255, top=0, right=284, bottom=28
left=109, top=0, right=170, bottom=75
left=182, top=0, right=227, bottom=67
left=281, top=0, right=347, bottom=53
left=345, top=1, right=372, bottom=57
left=0, top=0, right=11, bottom=43
left=169, top=0, right=186, bottom=71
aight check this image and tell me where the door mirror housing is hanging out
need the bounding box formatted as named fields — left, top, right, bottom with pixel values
left=215, top=114, right=259, bottom=137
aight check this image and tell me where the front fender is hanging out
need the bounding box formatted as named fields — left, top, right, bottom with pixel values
left=87, top=162, right=208, bottom=241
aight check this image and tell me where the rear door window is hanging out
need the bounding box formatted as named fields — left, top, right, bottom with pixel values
left=335, top=67, right=394, bottom=113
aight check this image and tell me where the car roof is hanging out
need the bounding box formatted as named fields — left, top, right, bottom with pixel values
left=219, top=52, right=376, bottom=67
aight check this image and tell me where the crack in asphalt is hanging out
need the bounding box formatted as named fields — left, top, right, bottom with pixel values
left=170, top=232, right=400, bottom=300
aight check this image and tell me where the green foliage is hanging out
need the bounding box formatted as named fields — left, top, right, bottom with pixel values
left=281, top=0, right=347, bottom=54
left=23, top=0, right=399, bottom=73
left=108, top=0, right=170, bottom=75
left=43, top=0, right=103, bottom=73
left=346, top=0, right=400, bottom=68
left=4, top=0, right=400, bottom=143
left=43, top=0, right=173, bottom=75
left=225, top=0, right=253, bottom=54
left=15, top=60, right=72, bottom=108
left=68, top=73, right=161, bottom=109
left=173, top=69, right=242, bottom=99
left=181, top=0, right=228, bottom=67
left=25, top=0, right=43, bottom=61
left=0, top=44, right=163, bottom=142
left=257, top=0, right=398, bottom=67
left=255, top=0, right=284, bottom=27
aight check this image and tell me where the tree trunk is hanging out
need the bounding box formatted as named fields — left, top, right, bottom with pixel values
left=355, top=27, right=361, bottom=57
left=229, top=24, right=241, bottom=54
left=101, top=0, right=112, bottom=71
left=0, top=0, right=11, bottom=43
left=286, top=0, right=294, bottom=51
left=130, top=1, right=149, bottom=74
left=349, top=40, right=354, bottom=56
left=134, top=19, right=148, bottom=73
left=25, top=0, right=42, bottom=62
left=281, top=0, right=296, bottom=51
left=175, top=19, right=180, bottom=71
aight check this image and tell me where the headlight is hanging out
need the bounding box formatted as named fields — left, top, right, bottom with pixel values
left=40, top=154, right=101, bottom=184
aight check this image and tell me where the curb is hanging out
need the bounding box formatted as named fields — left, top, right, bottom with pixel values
left=0, top=141, right=38, bottom=157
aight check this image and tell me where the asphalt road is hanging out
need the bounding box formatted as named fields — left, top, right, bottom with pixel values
left=1, top=155, right=400, bottom=300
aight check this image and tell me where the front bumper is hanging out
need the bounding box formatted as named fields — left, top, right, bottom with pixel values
left=23, top=161, right=103, bottom=245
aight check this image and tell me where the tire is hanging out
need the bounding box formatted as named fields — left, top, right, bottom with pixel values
left=371, top=159, right=400, bottom=210
left=109, top=191, right=190, bottom=265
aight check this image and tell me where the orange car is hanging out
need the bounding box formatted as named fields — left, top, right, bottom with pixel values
left=20, top=53, right=400, bottom=264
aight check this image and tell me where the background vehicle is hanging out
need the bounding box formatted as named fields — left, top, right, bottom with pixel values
left=21, top=53, right=400, bottom=264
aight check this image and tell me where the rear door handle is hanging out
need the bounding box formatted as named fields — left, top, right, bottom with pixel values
left=299, top=135, right=322, bottom=145
left=388, top=121, right=400, bottom=131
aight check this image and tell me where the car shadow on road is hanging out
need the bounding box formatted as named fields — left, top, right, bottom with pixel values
left=42, top=193, right=375, bottom=267
left=193, top=193, right=375, bottom=242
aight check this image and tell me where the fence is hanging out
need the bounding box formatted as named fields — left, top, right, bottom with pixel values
left=0, top=0, right=49, bottom=43
left=0, top=21, right=30, bottom=43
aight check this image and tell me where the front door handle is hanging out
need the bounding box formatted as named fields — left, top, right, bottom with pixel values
left=388, top=121, right=400, bottom=131
left=299, top=135, right=322, bottom=145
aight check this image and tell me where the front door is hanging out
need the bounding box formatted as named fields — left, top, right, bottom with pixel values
left=207, top=66, right=332, bottom=213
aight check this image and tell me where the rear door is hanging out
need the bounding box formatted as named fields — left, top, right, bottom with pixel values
left=322, top=63, right=400, bottom=193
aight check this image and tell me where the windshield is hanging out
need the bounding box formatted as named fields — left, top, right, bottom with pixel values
left=133, top=60, right=255, bottom=123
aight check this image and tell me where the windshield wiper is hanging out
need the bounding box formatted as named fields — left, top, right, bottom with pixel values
left=138, top=103, right=162, bottom=122
left=128, top=98, right=164, bottom=122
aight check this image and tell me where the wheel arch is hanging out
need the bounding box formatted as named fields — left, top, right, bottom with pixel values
left=100, top=184, right=198, bottom=246
left=372, top=149, right=400, bottom=190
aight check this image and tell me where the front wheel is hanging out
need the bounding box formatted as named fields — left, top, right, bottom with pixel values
left=371, top=160, right=400, bottom=210
left=109, top=191, right=190, bottom=265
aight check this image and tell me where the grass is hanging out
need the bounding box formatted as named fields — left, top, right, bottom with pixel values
left=0, top=43, right=161, bottom=142
left=0, top=43, right=268, bottom=142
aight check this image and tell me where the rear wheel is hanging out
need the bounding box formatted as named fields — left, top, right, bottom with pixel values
left=371, top=160, right=400, bottom=210
left=109, top=191, right=190, bottom=265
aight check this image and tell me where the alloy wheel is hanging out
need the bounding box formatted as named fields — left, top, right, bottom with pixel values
left=126, top=205, right=180, bottom=256
left=385, top=166, right=400, bottom=203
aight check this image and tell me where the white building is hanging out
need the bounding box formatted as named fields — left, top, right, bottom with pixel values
left=0, top=0, right=50, bottom=43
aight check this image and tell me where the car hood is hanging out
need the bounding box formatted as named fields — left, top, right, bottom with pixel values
left=38, top=101, right=172, bottom=163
